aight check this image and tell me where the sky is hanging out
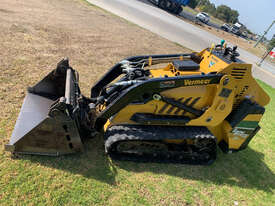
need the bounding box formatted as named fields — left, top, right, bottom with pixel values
left=209, top=0, right=275, bottom=39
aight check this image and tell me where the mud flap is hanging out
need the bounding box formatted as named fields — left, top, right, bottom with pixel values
left=5, top=59, right=84, bottom=156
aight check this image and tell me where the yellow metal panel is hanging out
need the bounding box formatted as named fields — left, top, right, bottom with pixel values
left=109, top=84, right=218, bottom=128
left=199, top=49, right=269, bottom=108
left=243, top=114, right=262, bottom=122
left=150, top=67, right=201, bottom=78
left=207, top=122, right=228, bottom=143
left=219, top=63, right=270, bottom=107
left=188, top=75, right=235, bottom=126
left=228, top=135, right=246, bottom=149
left=160, top=86, right=214, bottom=110
left=199, top=50, right=229, bottom=74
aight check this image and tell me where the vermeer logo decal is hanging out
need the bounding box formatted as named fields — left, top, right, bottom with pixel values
left=184, top=79, right=211, bottom=86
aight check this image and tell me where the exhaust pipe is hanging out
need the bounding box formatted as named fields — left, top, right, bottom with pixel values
left=5, top=59, right=85, bottom=156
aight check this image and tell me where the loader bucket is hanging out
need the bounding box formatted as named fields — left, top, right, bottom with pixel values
left=5, top=59, right=84, bottom=156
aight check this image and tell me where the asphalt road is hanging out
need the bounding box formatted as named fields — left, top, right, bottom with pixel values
left=87, top=0, right=275, bottom=87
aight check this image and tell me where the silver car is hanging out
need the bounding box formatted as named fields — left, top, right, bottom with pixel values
left=196, top=12, right=210, bottom=24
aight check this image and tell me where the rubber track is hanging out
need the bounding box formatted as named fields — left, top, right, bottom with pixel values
left=104, top=125, right=217, bottom=165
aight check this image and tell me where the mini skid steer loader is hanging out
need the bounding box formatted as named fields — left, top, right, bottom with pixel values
left=5, top=43, right=270, bottom=164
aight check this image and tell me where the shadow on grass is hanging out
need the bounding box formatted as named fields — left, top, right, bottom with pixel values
left=114, top=147, right=275, bottom=193
left=20, top=136, right=274, bottom=192
left=20, top=136, right=118, bottom=185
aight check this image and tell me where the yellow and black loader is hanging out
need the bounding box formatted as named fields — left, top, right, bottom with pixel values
left=5, top=43, right=270, bottom=164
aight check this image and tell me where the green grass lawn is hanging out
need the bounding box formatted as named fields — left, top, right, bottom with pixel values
left=0, top=80, right=274, bottom=206
left=182, top=6, right=199, bottom=16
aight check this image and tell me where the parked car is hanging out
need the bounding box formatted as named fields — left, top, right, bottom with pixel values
left=230, top=23, right=242, bottom=36
left=196, top=12, right=210, bottom=24
left=241, top=31, right=248, bottom=39
left=221, top=23, right=230, bottom=32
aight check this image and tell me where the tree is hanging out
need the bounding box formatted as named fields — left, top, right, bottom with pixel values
left=215, top=5, right=239, bottom=23
left=267, top=38, right=275, bottom=51
left=229, top=9, right=239, bottom=24
left=197, top=0, right=216, bottom=16
left=188, top=0, right=199, bottom=9
left=197, top=0, right=210, bottom=7
left=194, top=1, right=240, bottom=24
